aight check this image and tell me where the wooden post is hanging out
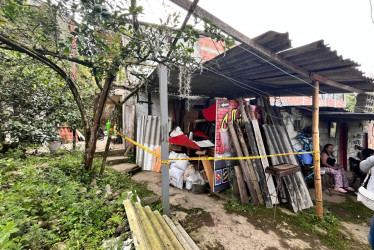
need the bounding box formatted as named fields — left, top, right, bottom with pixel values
left=312, top=80, right=323, bottom=220
left=234, top=122, right=263, bottom=204
left=228, top=122, right=258, bottom=205
left=234, top=165, right=249, bottom=204
left=159, top=64, right=170, bottom=216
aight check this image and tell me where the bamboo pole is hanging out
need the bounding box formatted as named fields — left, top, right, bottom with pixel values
left=312, top=80, right=323, bottom=220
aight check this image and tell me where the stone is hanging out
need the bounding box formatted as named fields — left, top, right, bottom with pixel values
left=102, top=236, right=133, bottom=250
left=175, top=211, right=188, bottom=221
left=115, top=222, right=130, bottom=236
left=90, top=179, right=97, bottom=187
left=96, top=190, right=103, bottom=195
left=141, top=196, right=160, bottom=205
left=5, top=171, right=24, bottom=177
left=56, top=242, right=67, bottom=249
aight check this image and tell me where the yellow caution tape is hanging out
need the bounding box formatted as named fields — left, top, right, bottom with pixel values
left=113, top=130, right=161, bottom=159
left=112, top=129, right=318, bottom=165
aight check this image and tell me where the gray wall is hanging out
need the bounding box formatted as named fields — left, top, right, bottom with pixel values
left=280, top=107, right=369, bottom=170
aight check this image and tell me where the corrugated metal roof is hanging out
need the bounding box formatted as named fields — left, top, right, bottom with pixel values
left=281, top=106, right=374, bottom=121
left=154, top=31, right=373, bottom=98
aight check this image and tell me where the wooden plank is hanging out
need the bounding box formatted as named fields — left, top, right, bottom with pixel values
left=201, top=159, right=214, bottom=190
left=170, top=0, right=365, bottom=94
left=228, top=122, right=259, bottom=205
left=234, top=165, right=249, bottom=204
left=238, top=99, right=273, bottom=208
left=244, top=101, right=277, bottom=205
left=235, top=122, right=264, bottom=204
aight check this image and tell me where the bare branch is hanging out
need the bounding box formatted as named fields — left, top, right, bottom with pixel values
left=34, top=49, right=95, bottom=68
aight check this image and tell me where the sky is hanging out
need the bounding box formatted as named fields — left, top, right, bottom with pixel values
left=139, top=0, right=374, bottom=77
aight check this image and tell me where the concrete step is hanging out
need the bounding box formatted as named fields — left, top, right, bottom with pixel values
left=95, top=149, right=126, bottom=156
left=109, top=163, right=140, bottom=175
left=123, top=200, right=199, bottom=250
left=107, top=156, right=129, bottom=165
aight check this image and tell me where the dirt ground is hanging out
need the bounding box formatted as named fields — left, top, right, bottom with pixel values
left=131, top=171, right=372, bottom=250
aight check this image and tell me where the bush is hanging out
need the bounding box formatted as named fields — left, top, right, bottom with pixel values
left=0, top=150, right=154, bottom=249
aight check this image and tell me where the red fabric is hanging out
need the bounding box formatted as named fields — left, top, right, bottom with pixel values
left=202, top=104, right=216, bottom=121
left=169, top=134, right=200, bottom=150
left=193, top=131, right=210, bottom=139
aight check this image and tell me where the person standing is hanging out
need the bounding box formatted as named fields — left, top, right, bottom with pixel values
left=321, top=144, right=354, bottom=193
left=360, top=148, right=374, bottom=249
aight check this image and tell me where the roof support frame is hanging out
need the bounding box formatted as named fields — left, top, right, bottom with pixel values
left=171, top=0, right=365, bottom=94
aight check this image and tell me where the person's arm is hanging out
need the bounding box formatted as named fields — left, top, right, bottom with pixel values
left=321, top=152, right=337, bottom=169
left=360, top=156, right=374, bottom=173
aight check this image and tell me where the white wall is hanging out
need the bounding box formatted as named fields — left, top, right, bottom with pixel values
left=280, top=107, right=369, bottom=170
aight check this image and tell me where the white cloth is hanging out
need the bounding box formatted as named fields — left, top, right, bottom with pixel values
left=360, top=156, right=374, bottom=193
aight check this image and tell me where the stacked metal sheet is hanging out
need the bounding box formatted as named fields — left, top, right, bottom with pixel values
left=261, top=97, right=313, bottom=212
left=136, top=116, right=171, bottom=171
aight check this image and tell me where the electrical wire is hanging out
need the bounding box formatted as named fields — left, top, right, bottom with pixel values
left=237, top=44, right=328, bottom=94
left=203, top=64, right=271, bottom=96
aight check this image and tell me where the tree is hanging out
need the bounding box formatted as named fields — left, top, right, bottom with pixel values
left=0, top=0, right=233, bottom=170
left=0, top=51, right=92, bottom=143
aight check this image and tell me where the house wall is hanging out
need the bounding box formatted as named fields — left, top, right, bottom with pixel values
left=368, top=122, right=374, bottom=149
left=280, top=107, right=369, bottom=170
left=270, top=94, right=346, bottom=108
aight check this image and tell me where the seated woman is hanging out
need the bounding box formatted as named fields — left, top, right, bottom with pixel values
left=321, top=144, right=354, bottom=193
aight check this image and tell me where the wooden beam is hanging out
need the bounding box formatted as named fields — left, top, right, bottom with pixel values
left=170, top=0, right=365, bottom=94
left=312, top=81, right=323, bottom=221
left=201, top=159, right=214, bottom=190
left=228, top=122, right=259, bottom=205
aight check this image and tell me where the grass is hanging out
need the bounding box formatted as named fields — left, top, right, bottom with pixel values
left=223, top=197, right=371, bottom=250
left=0, top=149, right=155, bottom=249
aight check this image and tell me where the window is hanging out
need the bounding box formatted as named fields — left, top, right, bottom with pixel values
left=329, top=121, right=337, bottom=138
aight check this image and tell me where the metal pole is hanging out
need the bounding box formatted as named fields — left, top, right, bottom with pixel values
left=312, top=80, right=323, bottom=220
left=158, top=64, right=170, bottom=215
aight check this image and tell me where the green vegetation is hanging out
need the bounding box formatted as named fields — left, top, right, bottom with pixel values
left=224, top=198, right=370, bottom=250
left=0, top=150, right=154, bottom=249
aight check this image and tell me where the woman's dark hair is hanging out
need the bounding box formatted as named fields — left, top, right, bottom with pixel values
left=362, top=148, right=374, bottom=159
left=322, top=144, right=334, bottom=155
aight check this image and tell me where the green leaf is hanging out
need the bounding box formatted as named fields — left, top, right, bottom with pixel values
left=63, top=47, right=70, bottom=56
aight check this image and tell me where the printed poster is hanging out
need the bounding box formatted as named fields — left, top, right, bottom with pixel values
left=213, top=99, right=259, bottom=192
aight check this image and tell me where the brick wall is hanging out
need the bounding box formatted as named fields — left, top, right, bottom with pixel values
left=197, top=37, right=230, bottom=62
left=271, top=95, right=345, bottom=108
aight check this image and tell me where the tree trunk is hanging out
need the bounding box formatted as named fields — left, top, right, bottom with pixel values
left=99, top=81, right=145, bottom=175
left=84, top=63, right=118, bottom=170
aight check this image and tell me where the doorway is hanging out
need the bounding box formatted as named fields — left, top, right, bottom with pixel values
left=339, top=123, right=348, bottom=170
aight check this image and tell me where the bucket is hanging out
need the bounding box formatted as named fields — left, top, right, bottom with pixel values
left=192, top=183, right=205, bottom=194
left=186, top=181, right=192, bottom=190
